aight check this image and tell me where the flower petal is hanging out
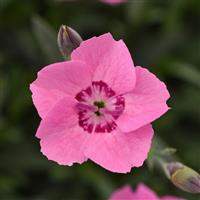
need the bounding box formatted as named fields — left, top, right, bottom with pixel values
left=109, top=185, right=133, bottom=200
left=72, top=33, right=136, bottom=94
left=36, top=96, right=78, bottom=139
left=84, top=125, right=153, bottom=173
left=37, top=97, right=88, bottom=165
left=133, top=184, right=159, bottom=200
left=124, top=124, right=153, bottom=167
left=40, top=127, right=87, bottom=166
left=30, top=60, right=93, bottom=118
left=117, top=66, right=170, bottom=132
left=100, top=0, right=127, bottom=5
left=84, top=131, right=131, bottom=173
left=109, top=184, right=185, bottom=200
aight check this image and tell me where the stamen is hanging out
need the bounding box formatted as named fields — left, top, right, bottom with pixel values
left=95, top=111, right=101, bottom=116
left=94, top=101, right=105, bottom=108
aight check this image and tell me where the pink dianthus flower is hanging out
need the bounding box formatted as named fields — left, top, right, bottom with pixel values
left=109, top=184, right=185, bottom=200
left=100, top=0, right=127, bottom=5
left=30, top=33, right=169, bottom=173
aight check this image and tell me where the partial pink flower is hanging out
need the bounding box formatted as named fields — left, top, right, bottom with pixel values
left=109, top=184, right=185, bottom=200
left=100, top=0, right=127, bottom=5
left=30, top=33, right=169, bottom=173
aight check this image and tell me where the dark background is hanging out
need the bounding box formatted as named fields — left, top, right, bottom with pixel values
left=0, top=0, right=200, bottom=199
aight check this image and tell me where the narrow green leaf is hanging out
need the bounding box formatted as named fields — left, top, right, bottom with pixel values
left=32, top=16, right=62, bottom=62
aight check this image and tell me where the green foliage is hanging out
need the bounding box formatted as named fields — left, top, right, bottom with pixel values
left=0, top=0, right=200, bottom=199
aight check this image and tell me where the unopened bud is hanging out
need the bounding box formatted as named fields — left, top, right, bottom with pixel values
left=57, top=25, right=83, bottom=59
left=166, top=162, right=200, bottom=193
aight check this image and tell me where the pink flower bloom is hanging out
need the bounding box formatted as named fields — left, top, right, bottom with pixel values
left=100, top=0, right=127, bottom=5
left=109, top=184, right=185, bottom=200
left=30, top=33, right=169, bottom=173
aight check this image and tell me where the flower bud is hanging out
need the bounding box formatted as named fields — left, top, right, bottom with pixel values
left=57, top=25, right=83, bottom=59
left=166, top=162, right=200, bottom=193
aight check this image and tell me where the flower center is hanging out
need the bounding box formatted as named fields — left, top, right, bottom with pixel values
left=93, top=101, right=105, bottom=116
left=94, top=101, right=105, bottom=109
left=75, top=81, right=125, bottom=133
